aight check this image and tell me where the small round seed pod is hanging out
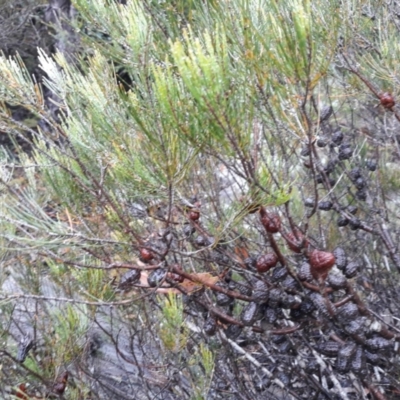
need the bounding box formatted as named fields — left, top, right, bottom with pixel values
left=214, top=282, right=234, bottom=306
left=344, top=318, right=364, bottom=335
left=204, top=317, right=217, bottom=336
left=344, top=260, right=361, bottom=278
left=215, top=291, right=234, bottom=307
left=281, top=275, right=300, bottom=291
left=338, top=145, right=353, bottom=160
left=230, top=281, right=252, bottom=297
left=310, top=293, right=336, bottom=318
left=333, top=247, right=347, bottom=270
left=241, top=302, right=259, bottom=326
left=356, top=189, right=367, bottom=201
left=326, top=273, right=347, bottom=290
left=317, top=138, right=328, bottom=147
left=281, top=294, right=301, bottom=309
left=324, top=160, right=337, bottom=174
left=355, top=177, right=366, bottom=190
left=337, top=302, right=359, bottom=323
left=332, top=130, right=344, bottom=145
left=119, top=269, right=141, bottom=289
left=299, top=297, right=315, bottom=315
left=194, top=235, right=211, bottom=247
left=147, top=269, right=166, bottom=287
left=366, top=160, right=377, bottom=171
left=225, top=324, right=242, bottom=339
left=252, top=280, right=270, bottom=304
left=264, top=307, right=278, bottom=324
left=336, top=342, right=357, bottom=374
left=337, top=216, right=349, bottom=227
left=318, top=201, right=333, bottom=211
left=365, top=337, right=392, bottom=353
left=271, top=265, right=288, bottom=282
left=297, top=262, right=313, bottom=282
left=256, top=253, right=278, bottom=273
left=351, top=346, right=367, bottom=375
left=349, top=167, right=362, bottom=181
left=349, top=218, right=361, bottom=231
left=317, top=341, right=340, bottom=357
left=304, top=198, right=316, bottom=208
left=309, top=250, right=335, bottom=280
left=268, top=288, right=283, bottom=308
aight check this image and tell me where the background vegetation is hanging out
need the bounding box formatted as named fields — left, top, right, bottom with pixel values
left=0, top=0, right=400, bottom=399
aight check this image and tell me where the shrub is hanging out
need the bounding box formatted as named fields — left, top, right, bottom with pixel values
left=0, top=0, right=400, bottom=399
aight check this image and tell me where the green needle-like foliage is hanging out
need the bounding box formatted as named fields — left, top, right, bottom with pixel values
left=0, top=0, right=400, bottom=398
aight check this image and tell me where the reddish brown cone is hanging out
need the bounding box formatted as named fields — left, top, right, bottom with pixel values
left=139, top=247, right=154, bottom=262
left=188, top=210, right=200, bottom=221
left=259, top=208, right=281, bottom=234
left=15, top=384, right=28, bottom=400
left=256, top=253, right=278, bottom=273
left=285, top=230, right=309, bottom=253
left=380, top=92, right=395, bottom=109
left=309, top=250, right=335, bottom=280
left=53, top=371, right=68, bottom=395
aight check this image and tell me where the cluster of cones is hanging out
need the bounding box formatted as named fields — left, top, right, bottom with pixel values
left=259, top=206, right=335, bottom=281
